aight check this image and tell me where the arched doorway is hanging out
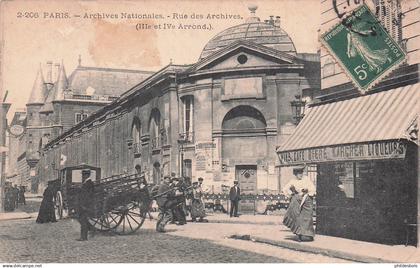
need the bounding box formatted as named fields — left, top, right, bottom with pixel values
left=221, top=105, right=267, bottom=212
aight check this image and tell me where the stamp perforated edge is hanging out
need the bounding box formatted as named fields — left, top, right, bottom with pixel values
left=319, top=3, right=407, bottom=94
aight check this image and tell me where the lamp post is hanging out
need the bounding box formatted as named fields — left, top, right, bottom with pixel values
left=0, top=102, right=11, bottom=212
left=290, top=94, right=306, bottom=125
left=178, top=134, right=188, bottom=177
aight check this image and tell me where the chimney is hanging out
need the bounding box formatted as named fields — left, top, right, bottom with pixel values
left=46, top=61, right=53, bottom=83
left=268, top=15, right=275, bottom=26
left=54, top=63, right=60, bottom=82
left=275, top=16, right=281, bottom=28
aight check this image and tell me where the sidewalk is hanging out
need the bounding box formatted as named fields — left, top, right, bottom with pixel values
left=206, top=213, right=420, bottom=263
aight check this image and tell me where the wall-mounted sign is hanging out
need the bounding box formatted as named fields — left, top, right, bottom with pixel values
left=8, top=124, right=25, bottom=137
left=195, top=141, right=217, bottom=172
left=278, top=140, right=406, bottom=166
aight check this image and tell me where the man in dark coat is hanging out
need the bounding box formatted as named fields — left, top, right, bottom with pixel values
left=77, top=170, right=95, bottom=241
left=18, top=186, right=26, bottom=205
left=229, top=180, right=241, bottom=217
left=156, top=176, right=177, bottom=232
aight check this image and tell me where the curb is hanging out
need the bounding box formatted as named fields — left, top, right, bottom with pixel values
left=208, top=219, right=280, bottom=226
left=0, top=212, right=32, bottom=222
left=229, top=234, right=395, bottom=263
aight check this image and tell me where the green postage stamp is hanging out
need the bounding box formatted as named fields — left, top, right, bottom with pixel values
left=321, top=4, right=406, bottom=93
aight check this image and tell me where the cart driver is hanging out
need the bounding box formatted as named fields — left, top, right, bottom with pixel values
left=77, top=169, right=95, bottom=241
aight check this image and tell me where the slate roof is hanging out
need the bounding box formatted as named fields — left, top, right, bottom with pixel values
left=67, top=66, right=154, bottom=97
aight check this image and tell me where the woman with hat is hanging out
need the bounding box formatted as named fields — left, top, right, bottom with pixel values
left=190, top=177, right=208, bottom=222
left=36, top=181, right=57, bottom=223
left=282, top=165, right=316, bottom=241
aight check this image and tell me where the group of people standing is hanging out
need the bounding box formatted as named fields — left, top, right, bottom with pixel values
left=155, top=175, right=208, bottom=232
left=3, top=184, right=26, bottom=212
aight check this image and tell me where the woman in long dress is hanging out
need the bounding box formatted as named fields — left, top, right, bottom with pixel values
left=282, top=166, right=316, bottom=241
left=190, top=178, right=207, bottom=222
left=36, top=182, right=57, bottom=223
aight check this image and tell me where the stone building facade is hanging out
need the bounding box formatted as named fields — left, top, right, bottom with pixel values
left=41, top=9, right=320, bottom=198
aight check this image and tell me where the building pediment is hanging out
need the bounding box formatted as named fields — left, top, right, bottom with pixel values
left=189, top=40, right=297, bottom=74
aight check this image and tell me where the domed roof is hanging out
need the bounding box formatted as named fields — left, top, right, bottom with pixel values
left=199, top=21, right=297, bottom=60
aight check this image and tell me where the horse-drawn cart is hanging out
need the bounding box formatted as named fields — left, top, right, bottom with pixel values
left=53, top=164, right=150, bottom=235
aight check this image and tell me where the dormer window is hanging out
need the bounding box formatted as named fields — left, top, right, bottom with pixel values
left=75, top=112, right=88, bottom=124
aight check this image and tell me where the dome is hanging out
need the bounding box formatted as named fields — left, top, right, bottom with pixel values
left=199, top=21, right=297, bottom=60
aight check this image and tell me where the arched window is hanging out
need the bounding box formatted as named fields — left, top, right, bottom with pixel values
left=149, top=109, right=161, bottom=149
left=222, top=105, right=267, bottom=133
left=131, top=117, right=141, bottom=156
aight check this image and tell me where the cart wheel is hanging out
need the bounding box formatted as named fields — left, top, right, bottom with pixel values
left=88, top=213, right=117, bottom=232
left=54, top=191, right=63, bottom=220
left=110, top=200, right=146, bottom=235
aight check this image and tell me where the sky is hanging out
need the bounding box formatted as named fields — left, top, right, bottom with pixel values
left=1, top=0, right=320, bottom=120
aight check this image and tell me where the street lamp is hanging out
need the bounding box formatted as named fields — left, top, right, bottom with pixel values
left=178, top=134, right=188, bottom=177
left=290, top=94, right=306, bottom=125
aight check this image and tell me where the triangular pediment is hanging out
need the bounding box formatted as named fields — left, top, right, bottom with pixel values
left=191, top=40, right=296, bottom=72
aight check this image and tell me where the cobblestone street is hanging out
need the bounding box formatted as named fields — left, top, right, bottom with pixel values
left=0, top=207, right=352, bottom=263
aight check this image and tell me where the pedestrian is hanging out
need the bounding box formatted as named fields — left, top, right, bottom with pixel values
left=12, top=185, right=19, bottom=209
left=171, top=177, right=187, bottom=225
left=155, top=176, right=177, bottom=232
left=229, top=180, right=241, bottom=217
left=77, top=169, right=95, bottom=241
left=36, top=181, right=57, bottom=223
left=138, top=175, right=153, bottom=220
left=191, top=178, right=208, bottom=222
left=282, top=166, right=316, bottom=242
left=4, top=185, right=14, bottom=211
left=18, top=186, right=26, bottom=205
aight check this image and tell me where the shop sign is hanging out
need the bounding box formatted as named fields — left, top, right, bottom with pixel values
left=278, top=140, right=406, bottom=166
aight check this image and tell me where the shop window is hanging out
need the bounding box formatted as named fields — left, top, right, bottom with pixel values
left=334, top=162, right=355, bottom=198
left=75, top=112, right=88, bottom=124
left=333, top=161, right=375, bottom=200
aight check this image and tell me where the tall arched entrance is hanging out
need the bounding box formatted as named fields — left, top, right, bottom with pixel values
left=221, top=105, right=268, bottom=212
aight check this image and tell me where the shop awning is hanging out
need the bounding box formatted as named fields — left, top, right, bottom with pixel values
left=277, top=84, right=419, bottom=166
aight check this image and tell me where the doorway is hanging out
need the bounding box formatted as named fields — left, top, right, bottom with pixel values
left=235, top=165, right=257, bottom=213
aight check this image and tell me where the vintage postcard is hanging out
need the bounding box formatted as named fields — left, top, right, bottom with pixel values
left=0, top=0, right=419, bottom=265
